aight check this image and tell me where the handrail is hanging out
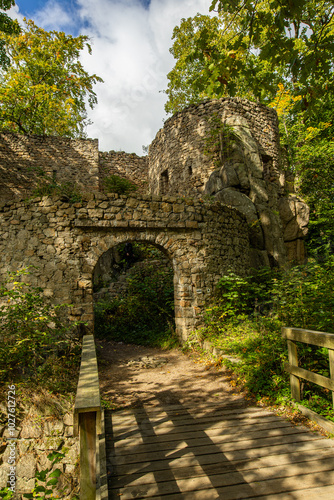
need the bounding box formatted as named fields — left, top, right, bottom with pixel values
left=282, top=327, right=334, bottom=416
left=74, top=335, right=102, bottom=500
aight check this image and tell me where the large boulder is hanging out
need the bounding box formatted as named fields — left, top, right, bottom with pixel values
left=203, top=112, right=308, bottom=266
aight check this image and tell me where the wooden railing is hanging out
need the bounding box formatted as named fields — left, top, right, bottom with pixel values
left=282, top=327, right=334, bottom=430
left=74, top=335, right=106, bottom=500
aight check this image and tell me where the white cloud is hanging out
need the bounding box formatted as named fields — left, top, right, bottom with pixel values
left=77, top=0, right=212, bottom=153
left=6, top=4, right=25, bottom=25
left=10, top=0, right=212, bottom=154
left=33, top=0, right=76, bottom=31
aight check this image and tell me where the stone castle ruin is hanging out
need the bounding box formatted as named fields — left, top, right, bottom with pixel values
left=149, top=98, right=309, bottom=267
left=0, top=98, right=309, bottom=339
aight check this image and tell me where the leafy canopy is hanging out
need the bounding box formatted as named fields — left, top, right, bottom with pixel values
left=0, top=0, right=20, bottom=69
left=0, top=18, right=103, bottom=137
left=166, top=0, right=334, bottom=113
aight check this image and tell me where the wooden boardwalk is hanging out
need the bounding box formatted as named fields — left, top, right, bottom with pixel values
left=105, top=400, right=334, bottom=499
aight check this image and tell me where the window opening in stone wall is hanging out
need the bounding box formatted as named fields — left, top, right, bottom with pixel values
left=93, top=241, right=176, bottom=349
left=188, top=165, right=193, bottom=176
left=161, top=169, right=169, bottom=194
left=261, top=154, right=273, bottom=180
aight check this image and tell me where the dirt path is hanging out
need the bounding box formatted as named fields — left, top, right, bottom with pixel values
left=96, top=340, right=248, bottom=410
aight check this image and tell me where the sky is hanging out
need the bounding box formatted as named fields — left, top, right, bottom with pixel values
left=7, top=0, right=212, bottom=155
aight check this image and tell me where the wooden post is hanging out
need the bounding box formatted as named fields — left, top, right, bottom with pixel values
left=287, top=339, right=301, bottom=401
left=79, top=412, right=97, bottom=500
left=329, top=349, right=334, bottom=409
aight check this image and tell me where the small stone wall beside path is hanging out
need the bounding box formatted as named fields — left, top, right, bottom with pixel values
left=0, top=391, right=79, bottom=499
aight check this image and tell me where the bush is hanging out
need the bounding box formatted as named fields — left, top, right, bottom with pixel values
left=103, top=175, right=137, bottom=195
left=0, top=268, right=80, bottom=391
left=272, top=257, right=334, bottom=332
left=32, top=173, right=83, bottom=203
left=198, top=263, right=334, bottom=420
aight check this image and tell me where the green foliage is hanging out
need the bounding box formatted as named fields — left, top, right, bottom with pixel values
left=0, top=18, right=103, bottom=137
left=0, top=487, right=13, bottom=499
left=203, top=116, right=238, bottom=167
left=0, top=268, right=80, bottom=391
left=23, top=451, right=65, bottom=499
left=198, top=264, right=334, bottom=420
left=32, top=173, right=83, bottom=203
left=212, top=267, right=274, bottom=320
left=0, top=451, right=78, bottom=500
left=94, top=261, right=177, bottom=348
left=103, top=175, right=137, bottom=195
left=0, top=1, right=20, bottom=70
left=270, top=84, right=334, bottom=252
left=272, top=258, right=334, bottom=332
left=167, top=1, right=334, bottom=113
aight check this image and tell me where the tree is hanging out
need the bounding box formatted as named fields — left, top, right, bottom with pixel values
left=165, top=13, right=281, bottom=113
left=166, top=1, right=334, bottom=114
left=207, top=0, right=334, bottom=110
left=271, top=84, right=334, bottom=255
left=0, top=19, right=103, bottom=137
left=0, top=0, right=20, bottom=69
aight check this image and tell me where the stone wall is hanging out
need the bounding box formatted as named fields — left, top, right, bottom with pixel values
left=0, top=395, right=79, bottom=499
left=99, top=151, right=148, bottom=193
left=0, top=97, right=309, bottom=266
left=148, top=98, right=281, bottom=197
left=0, top=132, right=100, bottom=201
left=0, top=192, right=249, bottom=340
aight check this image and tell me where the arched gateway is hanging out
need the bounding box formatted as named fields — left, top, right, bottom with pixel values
left=0, top=191, right=249, bottom=340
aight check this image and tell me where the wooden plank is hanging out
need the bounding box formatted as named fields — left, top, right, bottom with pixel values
left=287, top=339, right=301, bottom=400
left=144, top=483, right=334, bottom=500
left=110, top=405, right=264, bottom=419
left=106, top=398, right=334, bottom=500
left=75, top=335, right=100, bottom=411
left=111, top=433, right=322, bottom=466
left=330, top=348, right=334, bottom=408
left=79, top=412, right=96, bottom=500
left=110, top=459, right=334, bottom=498
left=126, top=484, right=334, bottom=500
left=109, top=407, right=273, bottom=429
left=247, top=484, right=334, bottom=499
left=111, top=451, right=334, bottom=488
left=282, top=327, right=334, bottom=349
left=111, top=451, right=334, bottom=486
left=111, top=455, right=334, bottom=488
left=112, top=427, right=310, bottom=457
left=240, top=470, right=334, bottom=498
left=111, top=422, right=298, bottom=453
left=111, top=418, right=299, bottom=440
left=109, top=411, right=287, bottom=429
left=111, top=411, right=280, bottom=432
left=74, top=335, right=101, bottom=436
left=108, top=419, right=290, bottom=448
left=110, top=467, right=334, bottom=500
left=109, top=488, right=221, bottom=500
left=296, top=403, right=334, bottom=433
left=108, top=420, right=293, bottom=452
left=110, top=439, right=334, bottom=476
left=284, top=362, right=334, bottom=392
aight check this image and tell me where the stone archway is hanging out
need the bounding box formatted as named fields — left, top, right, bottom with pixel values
left=0, top=192, right=250, bottom=341
left=80, top=229, right=210, bottom=341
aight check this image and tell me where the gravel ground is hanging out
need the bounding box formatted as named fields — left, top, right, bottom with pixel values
left=96, top=340, right=248, bottom=410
